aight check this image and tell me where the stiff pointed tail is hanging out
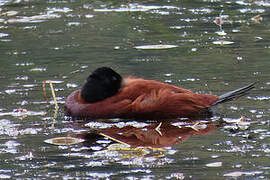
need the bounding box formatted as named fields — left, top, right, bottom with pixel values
left=213, top=82, right=256, bottom=106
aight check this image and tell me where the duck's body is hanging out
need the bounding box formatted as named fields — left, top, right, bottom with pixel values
left=65, top=67, right=255, bottom=120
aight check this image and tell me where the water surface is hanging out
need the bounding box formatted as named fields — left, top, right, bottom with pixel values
left=0, top=0, right=269, bottom=179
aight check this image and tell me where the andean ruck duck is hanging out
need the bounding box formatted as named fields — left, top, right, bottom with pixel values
left=65, top=67, right=255, bottom=120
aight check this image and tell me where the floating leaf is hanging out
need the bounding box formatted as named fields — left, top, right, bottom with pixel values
left=44, top=137, right=85, bottom=145
left=213, top=40, right=234, bottom=45
left=134, top=44, right=178, bottom=50
left=206, top=161, right=222, bottom=167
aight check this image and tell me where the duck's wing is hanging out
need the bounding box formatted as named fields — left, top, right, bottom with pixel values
left=128, top=89, right=219, bottom=119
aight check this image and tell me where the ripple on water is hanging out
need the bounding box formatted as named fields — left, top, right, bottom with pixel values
left=7, top=14, right=61, bottom=24
left=134, top=44, right=178, bottom=50
left=0, top=140, right=20, bottom=154
left=0, top=119, right=20, bottom=136
left=85, top=121, right=149, bottom=129
left=47, top=7, right=73, bottom=13
left=223, top=170, right=263, bottom=178
left=0, top=33, right=8, bottom=38
left=248, top=96, right=270, bottom=101
left=94, top=4, right=179, bottom=12
left=0, top=174, right=11, bottom=179
left=30, top=67, right=47, bottom=72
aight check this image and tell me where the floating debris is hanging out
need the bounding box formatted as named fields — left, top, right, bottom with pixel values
left=206, top=161, right=222, bottom=167
left=107, top=143, right=130, bottom=150
left=223, top=116, right=258, bottom=131
left=215, top=15, right=223, bottom=27
left=224, top=171, right=244, bottom=177
left=1, top=11, right=18, bottom=16
left=190, top=122, right=208, bottom=131
left=252, top=14, right=263, bottom=23
left=44, top=137, right=85, bottom=146
left=213, top=40, right=234, bottom=45
left=30, top=68, right=47, bottom=72
left=223, top=170, right=263, bottom=177
left=223, top=116, right=245, bottom=124
left=42, top=80, right=59, bottom=129
left=43, top=80, right=63, bottom=84
left=134, top=44, right=178, bottom=50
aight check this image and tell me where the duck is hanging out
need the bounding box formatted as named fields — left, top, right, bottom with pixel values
left=65, top=67, right=255, bottom=120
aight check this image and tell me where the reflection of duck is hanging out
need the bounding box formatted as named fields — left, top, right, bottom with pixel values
left=65, top=67, right=255, bottom=120
left=79, top=120, right=220, bottom=148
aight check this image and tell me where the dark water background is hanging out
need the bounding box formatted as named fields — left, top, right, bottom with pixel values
left=0, top=0, right=269, bottom=179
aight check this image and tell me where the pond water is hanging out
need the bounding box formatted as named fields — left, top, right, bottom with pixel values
left=0, top=0, right=269, bottom=179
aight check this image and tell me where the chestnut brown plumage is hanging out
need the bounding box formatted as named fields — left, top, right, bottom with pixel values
left=65, top=67, right=255, bottom=120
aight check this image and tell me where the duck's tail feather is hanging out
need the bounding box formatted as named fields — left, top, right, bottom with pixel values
left=212, top=82, right=256, bottom=106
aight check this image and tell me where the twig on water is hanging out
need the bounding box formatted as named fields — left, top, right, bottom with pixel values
left=49, top=81, right=59, bottom=111
left=42, top=80, right=59, bottom=129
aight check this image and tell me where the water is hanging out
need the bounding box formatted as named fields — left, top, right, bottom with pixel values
left=0, top=0, right=269, bottom=179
